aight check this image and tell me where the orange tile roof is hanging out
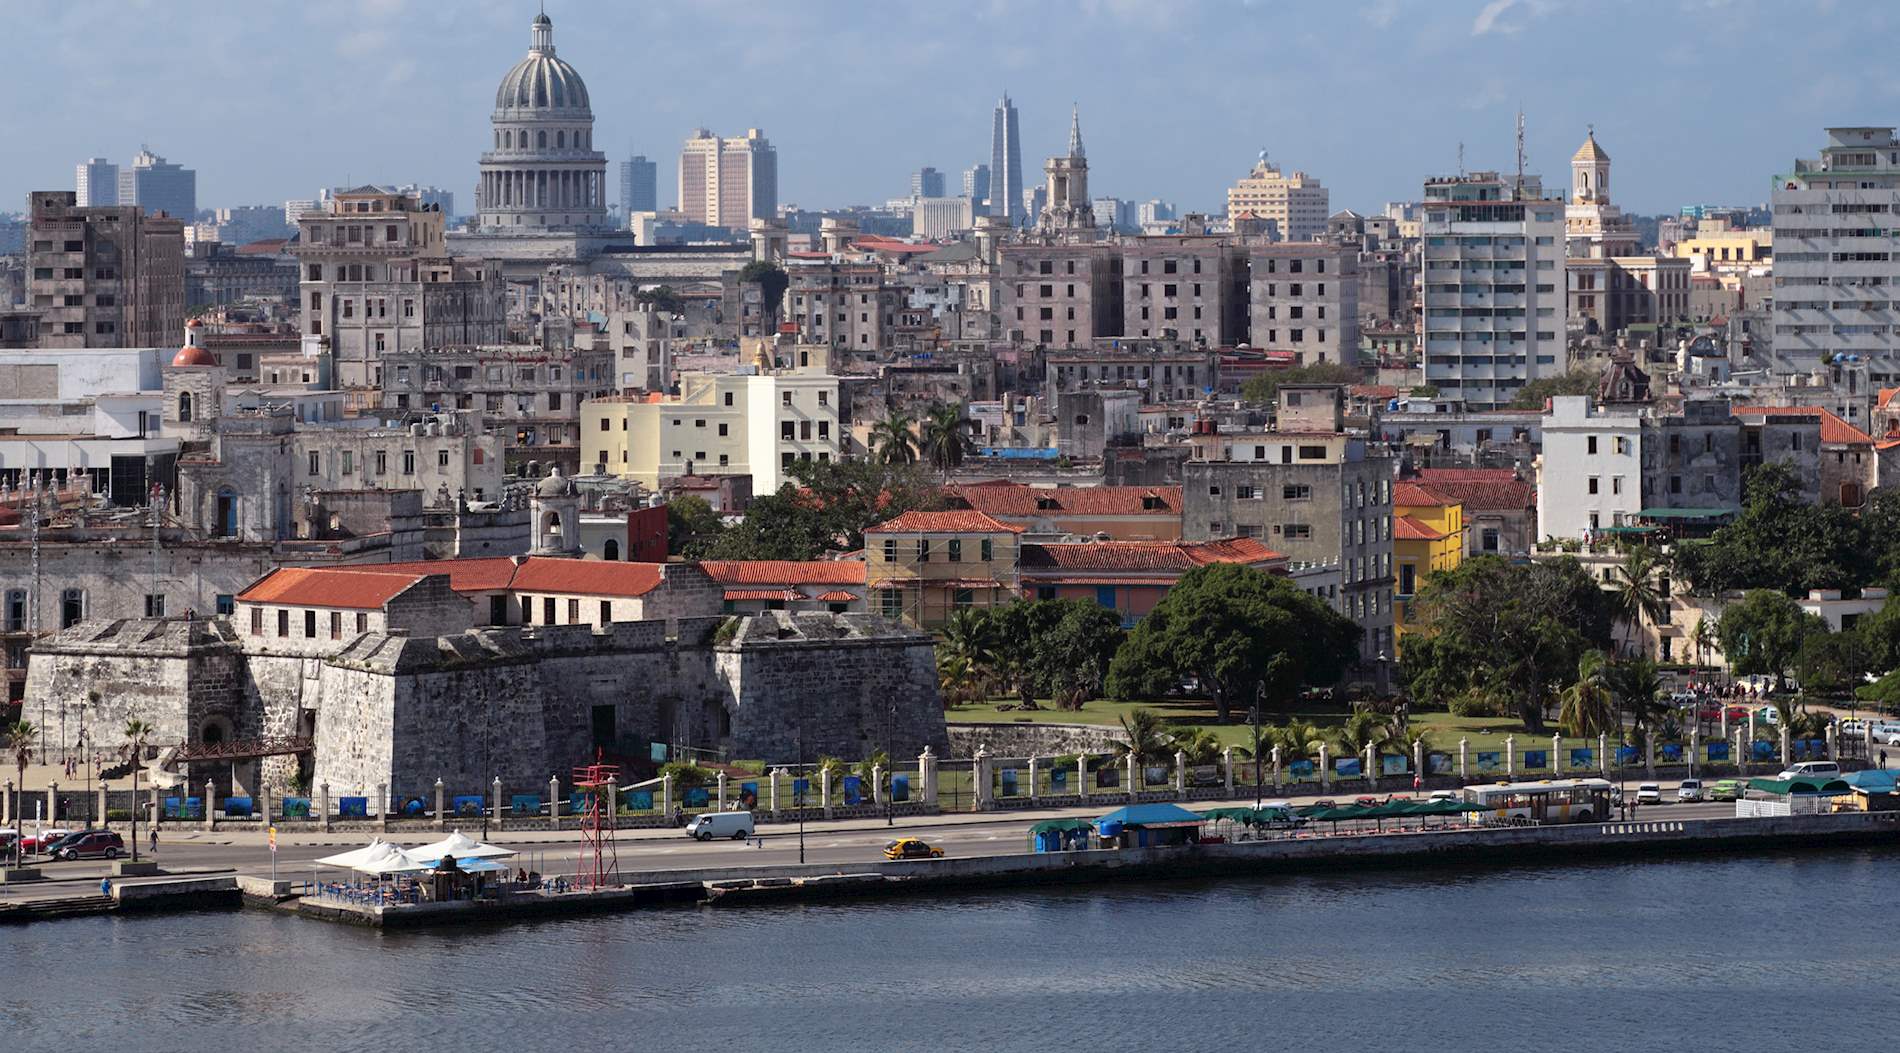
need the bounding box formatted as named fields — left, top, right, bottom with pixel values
left=1879, top=388, right=1900, bottom=412
left=815, top=591, right=858, bottom=603
left=1393, top=482, right=1458, bottom=508
left=1413, top=469, right=1533, bottom=512
left=1020, top=537, right=1284, bottom=574
left=865, top=509, right=1025, bottom=534
left=1730, top=405, right=1873, bottom=445
left=236, top=567, right=426, bottom=610
left=700, top=560, right=867, bottom=586
left=365, top=556, right=665, bottom=598
left=1393, top=515, right=1449, bottom=542
left=945, top=482, right=1182, bottom=518
left=723, top=589, right=798, bottom=602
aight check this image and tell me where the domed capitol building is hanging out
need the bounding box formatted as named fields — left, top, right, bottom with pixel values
left=475, top=12, right=608, bottom=232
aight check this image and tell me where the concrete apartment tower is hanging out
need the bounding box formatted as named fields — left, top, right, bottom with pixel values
left=475, top=12, right=609, bottom=231
left=990, top=94, right=1024, bottom=225
left=1225, top=152, right=1328, bottom=242
left=678, top=129, right=778, bottom=231
left=118, top=149, right=195, bottom=220
left=75, top=158, right=119, bottom=207
left=620, top=153, right=657, bottom=214
left=27, top=191, right=184, bottom=348
left=1771, top=126, right=1900, bottom=376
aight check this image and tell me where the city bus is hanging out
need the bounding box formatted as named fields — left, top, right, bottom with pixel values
left=1462, top=778, right=1615, bottom=824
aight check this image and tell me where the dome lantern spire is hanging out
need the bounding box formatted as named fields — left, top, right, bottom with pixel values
left=531, top=9, right=554, bottom=53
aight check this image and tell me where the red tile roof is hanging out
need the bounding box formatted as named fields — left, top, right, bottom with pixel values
left=236, top=567, right=426, bottom=610
left=944, top=482, right=1183, bottom=518
left=815, top=591, right=859, bottom=603
left=865, top=510, right=1025, bottom=534
left=1731, top=405, right=1873, bottom=445
left=367, top=556, right=665, bottom=598
left=1393, top=515, right=1450, bottom=542
left=1393, top=482, right=1458, bottom=508
left=1412, top=469, right=1533, bottom=512
left=1879, top=388, right=1900, bottom=412
left=700, top=560, right=867, bottom=586
left=1020, top=537, right=1284, bottom=574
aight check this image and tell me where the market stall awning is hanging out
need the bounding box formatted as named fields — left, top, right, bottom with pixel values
left=1094, top=803, right=1205, bottom=829
left=1637, top=506, right=1738, bottom=520
left=1028, top=818, right=1096, bottom=835
left=1746, top=777, right=1851, bottom=796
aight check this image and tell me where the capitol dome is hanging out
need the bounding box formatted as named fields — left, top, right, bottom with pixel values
left=493, top=14, right=591, bottom=114
left=475, top=12, right=609, bottom=232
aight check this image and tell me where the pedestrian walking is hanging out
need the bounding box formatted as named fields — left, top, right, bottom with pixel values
left=148, top=827, right=158, bottom=857
left=1882, top=749, right=1889, bottom=769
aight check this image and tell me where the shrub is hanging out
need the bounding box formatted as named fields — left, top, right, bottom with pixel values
left=1447, top=691, right=1502, bottom=718
left=658, top=761, right=714, bottom=789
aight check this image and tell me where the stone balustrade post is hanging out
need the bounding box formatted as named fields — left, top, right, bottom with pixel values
left=1271, top=745, right=1283, bottom=789
left=149, top=784, right=159, bottom=830
left=203, top=779, right=215, bottom=831
left=1459, top=738, right=1470, bottom=781
left=1504, top=736, right=1516, bottom=779
left=717, top=771, right=729, bottom=811
left=919, top=748, right=938, bottom=811
left=660, top=774, right=672, bottom=818
left=606, top=777, right=617, bottom=820
left=1173, top=750, right=1186, bottom=799
left=1690, top=723, right=1702, bottom=775
left=491, top=777, right=503, bottom=829
left=971, top=748, right=990, bottom=810
left=319, top=782, right=332, bottom=832
left=377, top=782, right=389, bottom=832
left=96, top=782, right=108, bottom=828
left=3, top=779, right=11, bottom=825
left=1825, top=724, right=1837, bottom=761
left=433, top=778, right=445, bottom=830
left=1734, top=728, right=1745, bottom=774
left=1598, top=733, right=1609, bottom=776
left=769, top=768, right=782, bottom=815
left=1363, top=744, right=1377, bottom=791
left=1222, top=748, right=1235, bottom=796
left=548, top=775, right=561, bottom=828
left=1780, top=725, right=1791, bottom=766
left=1319, top=745, right=1331, bottom=790
left=46, top=781, right=58, bottom=825
left=259, top=780, right=272, bottom=829
left=872, top=764, right=885, bottom=806
left=821, top=768, right=833, bottom=819
left=1026, top=756, right=1038, bottom=805
left=1077, top=755, right=1090, bottom=803
left=1123, top=753, right=1137, bottom=800
left=1645, top=736, right=1656, bottom=779
left=1551, top=734, right=1564, bottom=775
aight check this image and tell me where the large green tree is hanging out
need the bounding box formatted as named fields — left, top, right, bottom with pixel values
left=701, top=459, right=942, bottom=561
left=1716, top=588, right=1828, bottom=692
left=979, top=600, right=1124, bottom=709
left=1672, top=462, right=1872, bottom=595
left=1506, top=367, right=1603, bottom=409
left=918, top=402, right=973, bottom=480
left=1400, top=555, right=1615, bottom=732
left=1106, top=563, right=1360, bottom=722
left=665, top=495, right=726, bottom=559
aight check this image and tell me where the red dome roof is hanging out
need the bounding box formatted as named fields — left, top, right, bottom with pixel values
left=172, top=344, right=218, bottom=367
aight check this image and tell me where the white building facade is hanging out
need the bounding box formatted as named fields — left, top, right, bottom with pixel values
left=1771, top=126, right=1900, bottom=381
left=1537, top=395, right=1644, bottom=539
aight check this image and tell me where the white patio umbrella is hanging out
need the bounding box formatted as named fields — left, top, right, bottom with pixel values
left=348, top=841, right=430, bottom=875
left=407, top=829, right=515, bottom=862
left=313, top=839, right=390, bottom=869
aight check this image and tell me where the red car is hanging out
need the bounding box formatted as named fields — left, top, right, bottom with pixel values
left=52, top=830, right=124, bottom=861
left=19, top=828, right=73, bottom=854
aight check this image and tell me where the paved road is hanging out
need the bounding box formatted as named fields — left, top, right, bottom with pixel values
left=4, top=789, right=1741, bottom=901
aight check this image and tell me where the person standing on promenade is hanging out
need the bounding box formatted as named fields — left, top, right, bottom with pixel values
left=148, top=827, right=158, bottom=857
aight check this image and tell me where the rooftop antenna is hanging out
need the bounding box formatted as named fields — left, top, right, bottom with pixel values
left=1514, top=108, right=1526, bottom=198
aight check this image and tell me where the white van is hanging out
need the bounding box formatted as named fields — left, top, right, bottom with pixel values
left=1775, top=761, right=1841, bottom=781
left=686, top=810, right=755, bottom=841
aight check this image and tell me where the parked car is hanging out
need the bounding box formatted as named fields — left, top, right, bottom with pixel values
left=1427, top=789, right=1460, bottom=803
left=1724, top=706, right=1751, bottom=723
left=1776, top=761, right=1842, bottom=781
left=1635, top=784, right=1663, bottom=805
left=1677, top=779, right=1704, bottom=802
left=1874, top=726, right=1900, bottom=746
left=19, top=828, right=73, bottom=854
left=1310, top=799, right=1338, bottom=810
left=684, top=811, right=755, bottom=841
left=1758, top=706, right=1780, bottom=726
left=883, top=838, right=945, bottom=860
left=1840, top=719, right=1868, bottom=737
left=52, top=830, right=123, bottom=861
left=1707, top=779, right=1745, bottom=802
left=1352, top=795, right=1380, bottom=808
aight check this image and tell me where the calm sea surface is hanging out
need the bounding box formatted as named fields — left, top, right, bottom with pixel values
left=3, top=850, right=1897, bottom=1052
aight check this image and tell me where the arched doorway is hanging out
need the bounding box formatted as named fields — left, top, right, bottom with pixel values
left=602, top=538, right=619, bottom=561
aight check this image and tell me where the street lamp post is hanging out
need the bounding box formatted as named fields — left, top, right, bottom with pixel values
left=885, top=702, right=896, bottom=828
left=1249, top=696, right=1264, bottom=810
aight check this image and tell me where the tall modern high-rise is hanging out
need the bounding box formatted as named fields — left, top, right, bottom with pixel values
left=910, top=167, right=945, bottom=199
left=1419, top=171, right=1568, bottom=408
left=620, top=154, right=657, bottom=213
left=1771, top=126, right=1900, bottom=375
left=963, top=163, right=990, bottom=207
left=1225, top=152, right=1327, bottom=241
left=118, top=149, right=196, bottom=219
left=678, top=129, right=777, bottom=231
left=75, top=158, right=119, bottom=207
left=989, top=95, right=1023, bottom=224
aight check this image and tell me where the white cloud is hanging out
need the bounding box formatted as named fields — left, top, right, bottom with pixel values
left=1472, top=0, right=1521, bottom=35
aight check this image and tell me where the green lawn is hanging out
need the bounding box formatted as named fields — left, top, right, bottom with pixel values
left=947, top=697, right=1554, bottom=753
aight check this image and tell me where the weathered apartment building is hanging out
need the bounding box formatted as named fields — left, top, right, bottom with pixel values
left=378, top=344, right=613, bottom=477
left=26, top=191, right=185, bottom=348
left=1248, top=243, right=1360, bottom=366
left=1120, top=234, right=1246, bottom=346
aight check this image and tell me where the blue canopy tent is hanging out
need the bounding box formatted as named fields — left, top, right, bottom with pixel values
left=1095, top=803, right=1206, bottom=848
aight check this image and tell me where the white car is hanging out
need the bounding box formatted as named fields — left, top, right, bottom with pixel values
left=1635, top=783, right=1663, bottom=805
left=1776, top=761, right=1842, bottom=781
left=1427, top=789, right=1459, bottom=803
left=1677, top=779, right=1704, bottom=802
left=1874, top=726, right=1900, bottom=746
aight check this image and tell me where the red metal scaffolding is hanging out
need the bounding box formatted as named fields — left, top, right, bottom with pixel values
left=571, top=754, right=620, bottom=890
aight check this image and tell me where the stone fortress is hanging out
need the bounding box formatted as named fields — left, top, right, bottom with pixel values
left=24, top=473, right=947, bottom=803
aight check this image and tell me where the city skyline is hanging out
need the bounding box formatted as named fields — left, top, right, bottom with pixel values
left=5, top=0, right=1893, bottom=220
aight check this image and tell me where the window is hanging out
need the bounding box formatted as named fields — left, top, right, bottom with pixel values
left=948, top=539, right=962, bottom=562
left=375, top=451, right=388, bottom=476
left=1282, top=524, right=1312, bottom=539
left=330, top=611, right=342, bottom=640
left=882, top=539, right=897, bottom=562
left=569, top=599, right=581, bottom=623
left=308, top=451, right=321, bottom=476
left=304, top=610, right=317, bottom=638
left=980, top=539, right=993, bottom=562
left=402, top=451, right=416, bottom=475
left=918, top=539, right=932, bottom=561
left=1587, top=435, right=1598, bottom=455
left=1283, top=484, right=1311, bottom=500
left=277, top=609, right=289, bottom=637
left=1588, top=477, right=1600, bottom=495
left=144, top=594, right=165, bottom=618
left=438, top=450, right=450, bottom=468
left=544, top=597, right=557, bottom=624
left=356, top=612, right=368, bottom=634
left=250, top=607, right=263, bottom=636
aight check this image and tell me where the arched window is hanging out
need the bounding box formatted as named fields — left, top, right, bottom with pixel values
left=177, top=390, right=193, bottom=423
left=556, top=130, right=566, bottom=148
left=602, top=538, right=619, bottom=561
left=537, top=130, right=547, bottom=149
left=200, top=722, right=225, bottom=746
left=494, top=130, right=501, bottom=149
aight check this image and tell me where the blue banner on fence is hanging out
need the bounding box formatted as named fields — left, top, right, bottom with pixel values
left=627, top=790, right=653, bottom=811
left=1050, top=768, right=1068, bottom=791
left=283, top=797, right=312, bottom=818
left=224, top=796, right=253, bottom=818
left=891, top=775, right=909, bottom=802
left=400, top=797, right=425, bottom=817
left=1752, top=740, right=1776, bottom=761
left=1569, top=748, right=1595, bottom=768
left=1144, top=765, right=1168, bottom=787
left=510, top=795, right=540, bottom=817
left=1523, top=750, right=1547, bottom=769
left=569, top=792, right=587, bottom=816
left=338, top=797, right=368, bottom=819
left=999, top=769, right=1017, bottom=797
left=1618, top=746, right=1641, bottom=765
left=685, top=787, right=710, bottom=808
left=1476, top=751, right=1501, bottom=772
left=1289, top=759, right=1315, bottom=780
left=1808, top=738, right=1827, bottom=755
left=1096, top=766, right=1119, bottom=788
left=740, top=782, right=758, bottom=808
left=1662, top=744, right=1683, bottom=762
left=1334, top=757, right=1361, bottom=777
left=1428, top=753, right=1453, bottom=775
left=1380, top=754, right=1408, bottom=776
left=450, top=795, right=482, bottom=817
left=793, top=778, right=810, bottom=802
left=1707, top=741, right=1730, bottom=761
left=843, top=775, right=863, bottom=806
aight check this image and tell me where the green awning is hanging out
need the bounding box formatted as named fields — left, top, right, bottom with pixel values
left=1198, top=807, right=1257, bottom=822
left=1637, top=507, right=1738, bottom=520
left=1600, top=525, right=1659, bottom=535
left=1029, top=818, right=1097, bottom=835
left=1746, top=777, right=1851, bottom=796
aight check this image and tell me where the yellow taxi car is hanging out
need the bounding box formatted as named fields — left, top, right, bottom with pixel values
left=883, top=837, right=945, bottom=860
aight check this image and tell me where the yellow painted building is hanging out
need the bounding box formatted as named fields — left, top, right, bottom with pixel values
left=862, top=510, right=1022, bottom=630
left=1392, top=481, right=1464, bottom=654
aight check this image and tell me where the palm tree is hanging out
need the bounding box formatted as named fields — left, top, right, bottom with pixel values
left=1604, top=657, right=1666, bottom=740
left=4, top=720, right=35, bottom=816
left=1116, top=708, right=1171, bottom=766
left=123, top=718, right=153, bottom=858
left=941, top=608, right=994, bottom=686
left=1608, top=546, right=1670, bottom=657
left=1274, top=720, right=1327, bottom=763
left=1168, top=728, right=1223, bottom=767
left=1558, top=652, right=1619, bottom=738
left=1332, top=710, right=1393, bottom=772
left=1389, top=725, right=1434, bottom=779
left=936, top=652, right=980, bottom=708
left=917, top=402, right=973, bottom=480
left=1691, top=616, right=1716, bottom=668
left=869, top=413, right=918, bottom=465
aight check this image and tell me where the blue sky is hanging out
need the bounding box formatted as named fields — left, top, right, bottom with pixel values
left=5, top=0, right=1890, bottom=217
